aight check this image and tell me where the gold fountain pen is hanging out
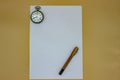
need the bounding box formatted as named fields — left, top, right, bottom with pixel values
left=59, top=47, right=79, bottom=75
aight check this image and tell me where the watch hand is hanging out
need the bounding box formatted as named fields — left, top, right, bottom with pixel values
left=33, top=16, right=37, bottom=19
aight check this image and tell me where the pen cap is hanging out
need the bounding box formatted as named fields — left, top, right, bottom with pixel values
left=71, top=47, right=79, bottom=56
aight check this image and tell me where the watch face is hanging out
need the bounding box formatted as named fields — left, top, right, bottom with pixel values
left=31, top=11, right=44, bottom=24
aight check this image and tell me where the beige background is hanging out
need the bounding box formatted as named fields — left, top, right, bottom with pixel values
left=0, top=0, right=120, bottom=80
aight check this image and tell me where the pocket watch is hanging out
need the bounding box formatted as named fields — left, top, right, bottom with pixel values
left=30, top=6, right=44, bottom=24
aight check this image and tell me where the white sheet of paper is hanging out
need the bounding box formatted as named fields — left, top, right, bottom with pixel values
left=30, top=6, right=82, bottom=79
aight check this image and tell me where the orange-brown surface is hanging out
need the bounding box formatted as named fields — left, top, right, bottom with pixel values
left=0, top=0, right=120, bottom=80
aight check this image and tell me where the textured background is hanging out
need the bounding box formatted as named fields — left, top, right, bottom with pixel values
left=0, top=0, right=120, bottom=80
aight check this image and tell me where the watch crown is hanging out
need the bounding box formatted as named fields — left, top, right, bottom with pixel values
left=35, top=6, right=41, bottom=11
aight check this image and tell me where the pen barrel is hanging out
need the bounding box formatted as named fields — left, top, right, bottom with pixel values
left=62, top=47, right=79, bottom=70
